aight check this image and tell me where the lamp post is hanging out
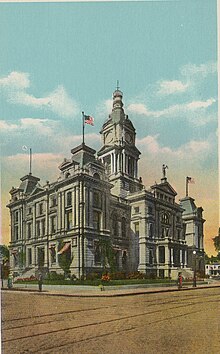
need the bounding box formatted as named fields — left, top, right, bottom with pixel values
left=193, top=250, right=197, bottom=287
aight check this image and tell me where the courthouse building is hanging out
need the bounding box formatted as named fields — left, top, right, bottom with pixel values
left=7, top=88, right=205, bottom=279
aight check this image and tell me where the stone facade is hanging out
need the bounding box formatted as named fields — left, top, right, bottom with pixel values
left=7, top=88, right=205, bottom=279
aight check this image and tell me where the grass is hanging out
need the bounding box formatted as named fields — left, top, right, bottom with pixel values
left=15, top=278, right=177, bottom=286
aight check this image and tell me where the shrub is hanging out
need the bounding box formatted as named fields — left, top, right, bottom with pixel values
left=101, top=274, right=110, bottom=282
left=109, top=272, right=126, bottom=280
left=46, top=271, right=65, bottom=281
left=127, top=271, right=145, bottom=279
left=86, top=272, right=100, bottom=280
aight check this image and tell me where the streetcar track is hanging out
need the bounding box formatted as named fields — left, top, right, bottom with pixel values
left=2, top=305, right=117, bottom=323
left=3, top=294, right=220, bottom=331
left=2, top=301, right=210, bottom=343
left=27, top=309, right=202, bottom=354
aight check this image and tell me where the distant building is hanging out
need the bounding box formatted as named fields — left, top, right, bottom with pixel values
left=7, top=88, right=205, bottom=279
left=205, top=264, right=220, bottom=277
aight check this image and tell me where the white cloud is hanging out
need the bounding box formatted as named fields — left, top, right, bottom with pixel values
left=8, top=85, right=79, bottom=118
left=157, top=80, right=189, bottom=95
left=0, top=120, right=18, bottom=131
left=180, top=61, right=217, bottom=78
left=127, top=98, right=216, bottom=119
left=0, top=71, right=30, bottom=90
left=0, top=71, right=79, bottom=118
left=137, top=134, right=211, bottom=160
left=0, top=118, right=58, bottom=136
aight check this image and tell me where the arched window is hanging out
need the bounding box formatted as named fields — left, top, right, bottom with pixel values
left=161, top=212, right=169, bottom=224
left=93, top=173, right=100, bottom=180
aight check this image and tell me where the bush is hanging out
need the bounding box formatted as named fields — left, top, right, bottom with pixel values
left=46, top=271, right=65, bottom=281
left=86, top=272, right=100, bottom=280
left=109, top=272, right=126, bottom=280
left=127, top=272, right=145, bottom=279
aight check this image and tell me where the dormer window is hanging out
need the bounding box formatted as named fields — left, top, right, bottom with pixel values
left=134, top=206, right=139, bottom=214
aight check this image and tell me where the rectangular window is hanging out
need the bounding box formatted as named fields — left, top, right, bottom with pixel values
left=93, top=191, right=102, bottom=208
left=93, top=211, right=101, bottom=230
left=14, top=226, right=19, bottom=240
left=51, top=196, right=57, bottom=207
left=36, top=221, right=40, bottom=236
left=28, top=248, right=32, bottom=265
left=42, top=219, right=45, bottom=236
left=39, top=203, right=43, bottom=215
left=51, top=216, right=56, bottom=234
left=27, top=223, right=32, bottom=239
left=134, top=222, right=139, bottom=237
left=134, top=206, right=139, bottom=214
left=15, top=211, right=19, bottom=223
left=66, top=211, right=73, bottom=230
left=66, top=192, right=72, bottom=207
left=28, top=207, right=32, bottom=214
left=159, top=246, right=165, bottom=263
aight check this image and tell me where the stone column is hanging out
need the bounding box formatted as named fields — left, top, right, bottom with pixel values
left=61, top=192, right=65, bottom=229
left=155, top=246, right=158, bottom=265
left=138, top=237, right=147, bottom=273
left=111, top=153, right=113, bottom=174
left=180, top=248, right=183, bottom=268
left=33, top=203, right=36, bottom=238
left=184, top=249, right=187, bottom=267
left=171, top=248, right=174, bottom=266
left=45, top=195, right=49, bottom=237
left=75, top=186, right=79, bottom=227
left=57, top=193, right=61, bottom=230
left=164, top=245, right=170, bottom=277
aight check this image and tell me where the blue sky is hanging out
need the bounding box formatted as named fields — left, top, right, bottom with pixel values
left=0, top=0, right=218, bottom=253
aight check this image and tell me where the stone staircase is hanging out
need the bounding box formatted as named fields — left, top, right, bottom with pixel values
left=14, top=267, right=36, bottom=280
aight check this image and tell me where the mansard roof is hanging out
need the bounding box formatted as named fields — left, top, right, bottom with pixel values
left=17, top=174, right=42, bottom=195
left=70, top=143, right=96, bottom=167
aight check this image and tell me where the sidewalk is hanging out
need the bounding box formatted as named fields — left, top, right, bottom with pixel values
left=2, top=281, right=220, bottom=297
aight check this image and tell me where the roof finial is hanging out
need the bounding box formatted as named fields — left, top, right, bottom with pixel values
left=116, top=80, right=120, bottom=90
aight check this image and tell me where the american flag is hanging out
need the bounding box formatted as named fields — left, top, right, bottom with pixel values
left=187, top=176, right=195, bottom=184
left=84, top=115, right=94, bottom=126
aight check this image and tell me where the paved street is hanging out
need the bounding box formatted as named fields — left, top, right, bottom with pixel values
left=2, top=288, right=220, bottom=354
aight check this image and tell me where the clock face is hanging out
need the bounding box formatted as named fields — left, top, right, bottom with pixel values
left=105, top=131, right=113, bottom=144
left=125, top=132, right=133, bottom=144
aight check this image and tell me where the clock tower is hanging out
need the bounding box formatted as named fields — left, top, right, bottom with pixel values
left=97, top=87, right=142, bottom=197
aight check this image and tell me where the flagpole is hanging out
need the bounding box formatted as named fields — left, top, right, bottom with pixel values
left=186, top=177, right=188, bottom=197
left=82, top=111, right=85, bottom=145
left=29, top=148, right=32, bottom=175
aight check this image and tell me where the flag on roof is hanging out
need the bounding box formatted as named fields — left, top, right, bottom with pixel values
left=187, top=176, right=195, bottom=184
left=84, top=115, right=94, bottom=126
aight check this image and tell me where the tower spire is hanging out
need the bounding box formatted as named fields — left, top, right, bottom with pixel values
left=116, top=80, right=120, bottom=90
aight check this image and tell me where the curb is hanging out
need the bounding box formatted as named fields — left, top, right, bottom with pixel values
left=2, top=284, right=220, bottom=298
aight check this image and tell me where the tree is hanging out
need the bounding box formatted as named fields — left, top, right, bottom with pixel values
left=213, top=228, right=220, bottom=252
left=0, top=245, right=10, bottom=279
left=98, top=239, right=116, bottom=273
left=57, top=240, right=73, bottom=278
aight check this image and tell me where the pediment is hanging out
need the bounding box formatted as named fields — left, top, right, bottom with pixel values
left=151, top=181, right=177, bottom=196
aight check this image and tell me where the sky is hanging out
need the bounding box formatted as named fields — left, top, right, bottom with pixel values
left=0, top=0, right=218, bottom=255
